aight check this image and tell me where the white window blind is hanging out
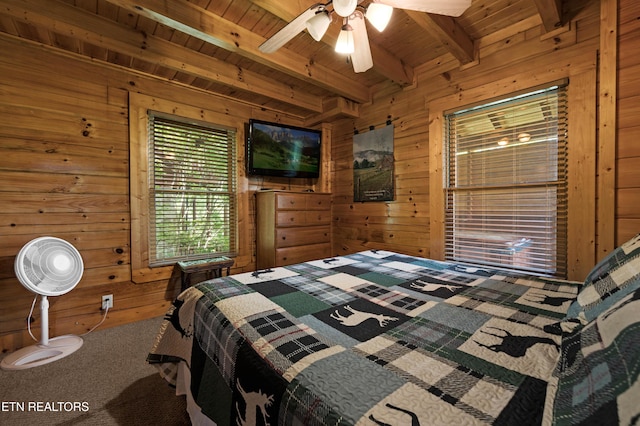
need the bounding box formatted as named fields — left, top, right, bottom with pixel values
left=444, top=85, right=568, bottom=277
left=148, top=113, right=237, bottom=265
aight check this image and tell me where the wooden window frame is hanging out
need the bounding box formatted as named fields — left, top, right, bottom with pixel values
left=443, top=85, right=568, bottom=277
left=429, top=72, right=597, bottom=281
left=129, top=93, right=244, bottom=283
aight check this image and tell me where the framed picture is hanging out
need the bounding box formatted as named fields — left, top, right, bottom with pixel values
left=353, top=124, right=394, bottom=202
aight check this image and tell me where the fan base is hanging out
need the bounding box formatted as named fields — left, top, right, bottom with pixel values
left=0, top=335, right=83, bottom=370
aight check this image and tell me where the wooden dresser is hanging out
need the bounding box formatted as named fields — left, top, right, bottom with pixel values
left=256, top=190, right=331, bottom=269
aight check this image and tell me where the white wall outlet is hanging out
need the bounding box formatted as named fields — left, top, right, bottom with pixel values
left=101, top=294, right=113, bottom=310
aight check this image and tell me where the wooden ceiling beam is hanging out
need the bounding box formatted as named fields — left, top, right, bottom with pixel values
left=405, top=11, right=476, bottom=66
left=104, top=0, right=372, bottom=103
left=250, top=0, right=414, bottom=86
left=532, top=0, right=563, bottom=32
left=0, top=0, right=324, bottom=113
left=305, top=96, right=360, bottom=127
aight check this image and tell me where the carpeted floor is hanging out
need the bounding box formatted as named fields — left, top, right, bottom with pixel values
left=0, top=316, right=190, bottom=425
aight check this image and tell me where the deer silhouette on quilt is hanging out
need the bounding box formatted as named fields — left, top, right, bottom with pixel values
left=369, top=403, right=420, bottom=426
left=525, top=292, right=574, bottom=307
left=331, top=305, right=398, bottom=327
left=236, top=379, right=274, bottom=426
left=410, top=279, right=462, bottom=293
left=164, top=298, right=192, bottom=338
left=251, top=269, right=274, bottom=278
left=475, top=326, right=558, bottom=357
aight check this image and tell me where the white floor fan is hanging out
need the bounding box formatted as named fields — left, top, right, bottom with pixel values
left=1, top=236, right=84, bottom=370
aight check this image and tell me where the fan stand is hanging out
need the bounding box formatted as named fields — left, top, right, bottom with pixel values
left=1, top=295, right=83, bottom=371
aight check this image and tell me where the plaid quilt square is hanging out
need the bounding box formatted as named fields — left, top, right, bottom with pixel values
left=285, top=261, right=335, bottom=276
left=238, top=309, right=336, bottom=375
left=197, top=277, right=254, bottom=302
left=194, top=298, right=244, bottom=385
left=416, top=302, right=492, bottom=334
left=387, top=316, right=475, bottom=355
left=190, top=338, right=235, bottom=425
left=269, top=290, right=331, bottom=317
left=283, top=276, right=356, bottom=306
left=352, top=283, right=428, bottom=315
left=287, top=350, right=406, bottom=424
left=357, top=271, right=406, bottom=287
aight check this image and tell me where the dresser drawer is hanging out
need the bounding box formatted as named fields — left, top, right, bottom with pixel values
left=275, top=226, right=330, bottom=248
left=304, top=193, right=331, bottom=210
left=276, top=193, right=307, bottom=210
left=276, top=211, right=331, bottom=227
left=276, top=193, right=331, bottom=210
left=275, top=243, right=331, bottom=266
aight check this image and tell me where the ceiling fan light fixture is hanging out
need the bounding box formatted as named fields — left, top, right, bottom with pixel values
left=518, top=132, right=531, bottom=142
left=306, top=10, right=332, bottom=41
left=366, top=3, right=393, bottom=32
left=333, top=0, right=358, bottom=17
left=335, top=23, right=354, bottom=54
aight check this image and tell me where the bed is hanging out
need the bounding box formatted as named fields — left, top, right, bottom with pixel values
left=148, top=234, right=640, bottom=425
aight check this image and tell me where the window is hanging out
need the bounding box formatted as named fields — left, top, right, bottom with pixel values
left=147, top=113, right=237, bottom=266
left=444, top=85, right=568, bottom=277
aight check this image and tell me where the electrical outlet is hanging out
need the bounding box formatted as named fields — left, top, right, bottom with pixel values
left=101, top=294, right=113, bottom=310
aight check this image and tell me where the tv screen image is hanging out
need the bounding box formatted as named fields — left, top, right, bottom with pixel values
left=247, top=119, right=321, bottom=178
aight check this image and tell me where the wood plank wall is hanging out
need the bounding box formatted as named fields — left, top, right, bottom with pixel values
left=330, top=0, right=638, bottom=279
left=617, top=0, right=640, bottom=242
left=0, top=34, right=319, bottom=353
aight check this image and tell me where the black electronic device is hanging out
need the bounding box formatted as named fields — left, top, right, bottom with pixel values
left=246, top=119, right=321, bottom=178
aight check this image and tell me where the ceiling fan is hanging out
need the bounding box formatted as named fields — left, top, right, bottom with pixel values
left=259, top=0, right=472, bottom=73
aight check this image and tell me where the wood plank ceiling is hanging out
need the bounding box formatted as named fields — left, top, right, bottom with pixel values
left=0, top=0, right=564, bottom=124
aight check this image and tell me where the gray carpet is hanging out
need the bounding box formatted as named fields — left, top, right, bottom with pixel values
left=0, top=316, right=190, bottom=425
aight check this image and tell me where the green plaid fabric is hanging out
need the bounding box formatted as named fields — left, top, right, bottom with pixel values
left=566, top=233, right=640, bottom=324
left=553, top=288, right=640, bottom=425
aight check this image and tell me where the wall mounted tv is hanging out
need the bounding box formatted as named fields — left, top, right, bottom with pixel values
left=246, top=119, right=322, bottom=178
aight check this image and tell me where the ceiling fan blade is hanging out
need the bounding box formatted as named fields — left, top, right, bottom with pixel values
left=259, top=5, right=324, bottom=53
left=377, top=0, right=471, bottom=17
left=350, top=13, right=373, bottom=73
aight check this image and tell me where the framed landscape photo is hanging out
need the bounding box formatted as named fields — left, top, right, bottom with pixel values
left=353, top=124, right=394, bottom=202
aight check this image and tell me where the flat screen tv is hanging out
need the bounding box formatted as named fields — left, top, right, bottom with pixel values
left=246, top=119, right=322, bottom=178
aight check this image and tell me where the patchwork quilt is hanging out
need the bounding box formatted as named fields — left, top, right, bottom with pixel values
left=149, top=250, right=583, bottom=425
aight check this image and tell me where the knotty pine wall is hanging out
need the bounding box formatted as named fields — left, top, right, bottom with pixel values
left=330, top=0, right=639, bottom=280
left=617, top=0, right=640, bottom=244
left=0, top=34, right=325, bottom=353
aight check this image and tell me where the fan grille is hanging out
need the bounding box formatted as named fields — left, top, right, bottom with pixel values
left=15, top=237, right=84, bottom=296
